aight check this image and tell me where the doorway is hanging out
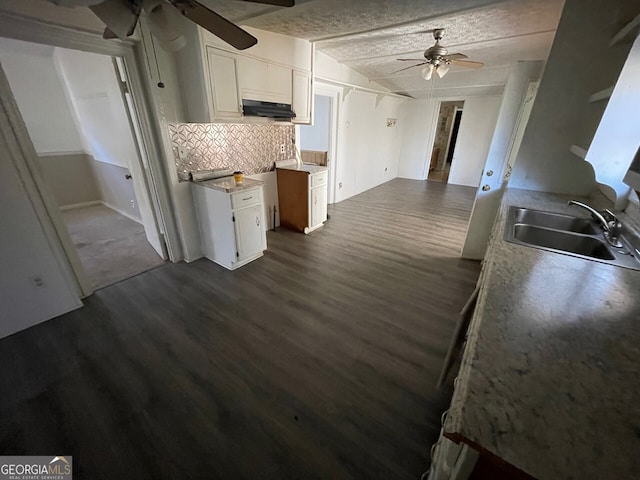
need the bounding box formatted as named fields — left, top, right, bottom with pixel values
left=0, top=37, right=166, bottom=291
left=428, top=101, right=465, bottom=183
left=299, top=86, right=340, bottom=204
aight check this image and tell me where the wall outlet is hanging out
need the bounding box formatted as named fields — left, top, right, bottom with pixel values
left=178, top=145, right=188, bottom=160
left=30, top=275, right=45, bottom=289
left=130, top=200, right=136, bottom=209
left=280, top=144, right=286, bottom=154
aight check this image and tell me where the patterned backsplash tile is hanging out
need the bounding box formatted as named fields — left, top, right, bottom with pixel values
left=168, top=123, right=296, bottom=181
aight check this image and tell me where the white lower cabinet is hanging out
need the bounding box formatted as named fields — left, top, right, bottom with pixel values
left=234, top=203, right=266, bottom=261
left=192, top=182, right=267, bottom=270
left=310, top=184, right=327, bottom=230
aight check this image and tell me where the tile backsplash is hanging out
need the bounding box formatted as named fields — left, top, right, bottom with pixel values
left=168, top=123, right=296, bottom=181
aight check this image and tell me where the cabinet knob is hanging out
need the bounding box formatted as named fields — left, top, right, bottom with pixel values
left=486, top=170, right=493, bottom=177
left=482, top=184, right=491, bottom=191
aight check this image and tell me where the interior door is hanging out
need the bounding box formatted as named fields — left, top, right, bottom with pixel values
left=234, top=205, right=264, bottom=260
left=114, top=58, right=166, bottom=258
left=461, top=79, right=539, bottom=259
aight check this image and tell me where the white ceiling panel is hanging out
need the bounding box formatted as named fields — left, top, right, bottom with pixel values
left=318, top=0, right=562, bottom=62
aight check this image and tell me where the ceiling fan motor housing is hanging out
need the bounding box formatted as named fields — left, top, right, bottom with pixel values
left=424, top=44, right=448, bottom=64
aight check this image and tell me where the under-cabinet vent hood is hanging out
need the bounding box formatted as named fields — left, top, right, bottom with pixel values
left=242, top=99, right=296, bottom=120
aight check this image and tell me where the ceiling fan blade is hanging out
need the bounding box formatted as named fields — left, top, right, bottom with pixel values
left=168, top=0, right=257, bottom=50
left=443, top=53, right=468, bottom=60
left=390, top=62, right=426, bottom=75
left=237, top=0, right=295, bottom=6
left=89, top=0, right=139, bottom=39
left=397, top=58, right=426, bottom=61
left=450, top=59, right=484, bottom=69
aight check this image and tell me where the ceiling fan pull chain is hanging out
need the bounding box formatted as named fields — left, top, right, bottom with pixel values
left=149, top=34, right=166, bottom=88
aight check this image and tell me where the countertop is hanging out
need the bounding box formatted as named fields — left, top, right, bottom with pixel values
left=276, top=163, right=327, bottom=174
left=444, top=188, right=640, bottom=479
left=194, top=177, right=264, bottom=193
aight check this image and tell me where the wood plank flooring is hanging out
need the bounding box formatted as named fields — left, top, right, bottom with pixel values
left=0, top=179, right=480, bottom=480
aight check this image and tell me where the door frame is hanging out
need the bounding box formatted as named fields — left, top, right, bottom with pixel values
left=421, top=99, right=442, bottom=180
left=0, top=13, right=180, bottom=296
left=442, top=106, right=464, bottom=172
left=313, top=83, right=341, bottom=204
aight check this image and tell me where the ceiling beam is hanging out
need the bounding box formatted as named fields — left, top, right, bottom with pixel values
left=388, top=83, right=505, bottom=94
left=333, top=29, right=556, bottom=64
left=310, top=0, right=510, bottom=43
left=370, top=64, right=510, bottom=81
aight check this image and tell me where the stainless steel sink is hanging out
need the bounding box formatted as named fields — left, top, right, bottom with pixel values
left=513, top=224, right=615, bottom=260
left=512, top=207, right=597, bottom=234
left=504, top=206, right=640, bottom=270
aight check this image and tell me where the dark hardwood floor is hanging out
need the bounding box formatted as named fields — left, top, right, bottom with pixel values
left=0, top=179, right=480, bottom=480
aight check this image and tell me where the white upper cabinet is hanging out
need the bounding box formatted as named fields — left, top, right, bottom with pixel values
left=236, top=56, right=291, bottom=104
left=176, top=24, right=313, bottom=123
left=292, top=70, right=312, bottom=124
left=205, top=47, right=242, bottom=119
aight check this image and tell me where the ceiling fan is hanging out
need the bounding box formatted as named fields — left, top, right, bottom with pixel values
left=50, top=0, right=295, bottom=51
left=392, top=28, right=484, bottom=80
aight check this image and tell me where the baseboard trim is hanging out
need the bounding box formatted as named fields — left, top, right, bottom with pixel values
left=101, top=202, right=142, bottom=225
left=60, top=200, right=102, bottom=211
left=60, top=201, right=143, bottom=225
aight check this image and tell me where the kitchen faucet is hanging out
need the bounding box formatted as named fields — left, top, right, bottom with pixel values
left=568, top=200, right=623, bottom=247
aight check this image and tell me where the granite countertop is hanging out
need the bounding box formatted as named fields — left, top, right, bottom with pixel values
left=196, top=177, right=264, bottom=193
left=276, top=163, right=327, bottom=174
left=444, top=188, right=640, bottom=479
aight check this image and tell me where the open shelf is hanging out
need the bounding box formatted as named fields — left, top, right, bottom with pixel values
left=610, top=12, right=640, bottom=47
left=569, top=144, right=587, bottom=159
left=588, top=86, right=614, bottom=103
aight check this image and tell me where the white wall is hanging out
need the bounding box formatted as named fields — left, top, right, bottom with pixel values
left=0, top=85, right=82, bottom=338
left=315, top=52, right=406, bottom=202
left=397, top=99, right=439, bottom=179
left=300, top=94, right=330, bottom=151
left=54, top=48, right=139, bottom=169
left=0, top=38, right=84, bottom=154
left=448, top=96, right=502, bottom=187
left=397, top=95, right=501, bottom=186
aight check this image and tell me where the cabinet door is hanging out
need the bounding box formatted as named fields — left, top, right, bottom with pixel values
left=292, top=70, right=312, bottom=124
left=234, top=204, right=265, bottom=261
left=237, top=56, right=291, bottom=104
left=310, top=185, right=327, bottom=228
left=206, top=47, right=242, bottom=119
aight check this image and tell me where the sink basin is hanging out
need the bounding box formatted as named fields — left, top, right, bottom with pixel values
left=504, top=205, right=640, bottom=270
left=512, top=207, right=597, bottom=234
left=513, top=224, right=615, bottom=260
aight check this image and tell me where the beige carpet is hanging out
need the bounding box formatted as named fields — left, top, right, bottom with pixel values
left=62, top=204, right=165, bottom=290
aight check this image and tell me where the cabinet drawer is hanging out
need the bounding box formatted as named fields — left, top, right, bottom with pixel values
left=310, top=171, right=327, bottom=187
left=231, top=189, right=261, bottom=210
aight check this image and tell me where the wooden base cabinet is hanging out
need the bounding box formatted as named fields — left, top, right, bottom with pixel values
left=276, top=166, right=328, bottom=234
left=192, top=183, right=267, bottom=270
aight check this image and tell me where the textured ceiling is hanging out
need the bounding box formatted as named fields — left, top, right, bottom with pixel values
left=205, top=0, right=565, bottom=98
left=0, top=0, right=566, bottom=99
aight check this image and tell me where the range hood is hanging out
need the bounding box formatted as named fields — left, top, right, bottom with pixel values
left=242, top=99, right=296, bottom=120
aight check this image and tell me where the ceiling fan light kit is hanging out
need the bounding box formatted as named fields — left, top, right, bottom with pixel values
left=146, top=1, right=186, bottom=52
